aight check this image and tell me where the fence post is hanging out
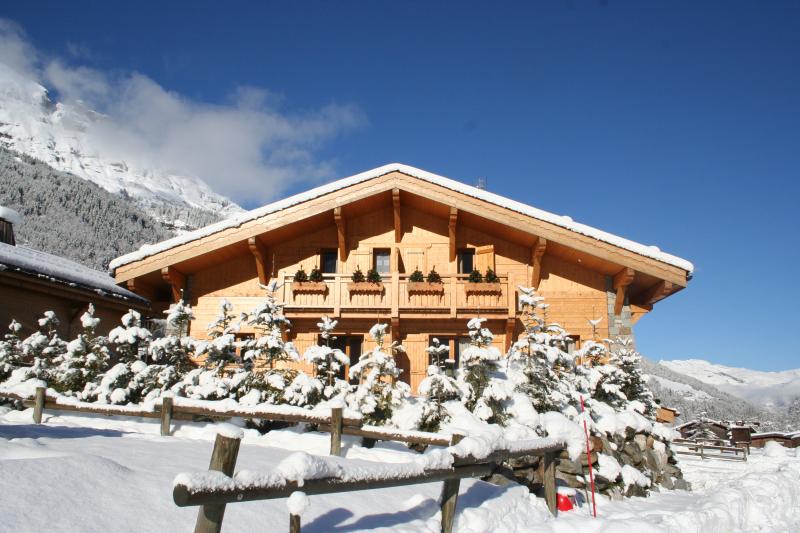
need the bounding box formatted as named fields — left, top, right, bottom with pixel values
left=543, top=451, right=558, bottom=517
left=194, top=431, right=242, bottom=533
left=160, top=396, right=174, bottom=437
left=33, top=386, right=45, bottom=424
left=289, top=513, right=301, bottom=533
left=700, top=445, right=704, bottom=461
left=440, top=433, right=464, bottom=533
left=330, top=407, right=343, bottom=457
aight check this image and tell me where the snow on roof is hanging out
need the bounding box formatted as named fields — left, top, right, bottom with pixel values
left=0, top=242, right=147, bottom=305
left=109, top=163, right=695, bottom=273
left=0, top=206, right=22, bottom=225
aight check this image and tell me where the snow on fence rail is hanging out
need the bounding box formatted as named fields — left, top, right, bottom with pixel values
left=671, top=439, right=748, bottom=462
left=0, top=387, right=459, bottom=452
left=172, top=429, right=566, bottom=533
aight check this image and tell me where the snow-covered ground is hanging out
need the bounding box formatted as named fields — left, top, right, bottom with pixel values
left=1, top=408, right=799, bottom=533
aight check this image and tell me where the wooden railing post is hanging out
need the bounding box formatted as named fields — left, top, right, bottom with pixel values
left=194, top=431, right=242, bottom=533
left=542, top=451, right=558, bottom=517
left=160, top=396, right=174, bottom=437
left=333, top=275, right=341, bottom=317
left=440, top=433, right=464, bottom=533
left=33, top=386, right=45, bottom=424
left=330, top=407, right=343, bottom=457
left=289, top=513, right=301, bottom=533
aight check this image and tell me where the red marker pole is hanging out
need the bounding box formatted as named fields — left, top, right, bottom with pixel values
left=580, top=395, right=598, bottom=518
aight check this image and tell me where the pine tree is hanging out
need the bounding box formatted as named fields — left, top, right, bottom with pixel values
left=108, top=310, right=152, bottom=363
left=196, top=299, right=240, bottom=373
left=611, top=336, right=656, bottom=416
left=52, top=305, right=110, bottom=394
left=0, top=320, right=23, bottom=380
left=304, top=316, right=350, bottom=400
left=22, top=311, right=66, bottom=381
left=241, top=285, right=298, bottom=369
left=348, top=323, right=408, bottom=425
left=457, top=317, right=511, bottom=424
left=417, top=339, right=461, bottom=432
left=148, top=301, right=195, bottom=373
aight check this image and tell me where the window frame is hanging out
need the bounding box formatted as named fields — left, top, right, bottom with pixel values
left=457, top=248, right=475, bottom=274
left=320, top=248, right=338, bottom=274
left=372, top=248, right=391, bottom=274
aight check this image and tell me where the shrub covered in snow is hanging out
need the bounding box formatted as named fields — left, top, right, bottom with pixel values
left=0, top=320, right=23, bottom=380
left=195, top=300, right=241, bottom=373
left=51, top=305, right=110, bottom=394
left=108, top=310, right=151, bottom=363
left=457, top=317, right=512, bottom=424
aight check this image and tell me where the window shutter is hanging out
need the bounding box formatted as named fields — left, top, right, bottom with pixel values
left=404, top=248, right=426, bottom=273
left=475, top=245, right=495, bottom=272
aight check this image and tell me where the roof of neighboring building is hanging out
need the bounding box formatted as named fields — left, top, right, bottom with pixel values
left=109, top=163, right=695, bottom=273
left=0, top=242, right=148, bottom=306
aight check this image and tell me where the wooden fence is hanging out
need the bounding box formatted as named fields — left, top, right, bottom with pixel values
left=173, top=430, right=565, bottom=533
left=0, top=387, right=462, bottom=454
left=671, top=438, right=748, bottom=461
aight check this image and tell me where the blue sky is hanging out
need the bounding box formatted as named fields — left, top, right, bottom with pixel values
left=3, top=1, right=799, bottom=370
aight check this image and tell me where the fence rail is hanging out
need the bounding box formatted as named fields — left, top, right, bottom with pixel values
left=671, top=439, right=748, bottom=461
left=173, top=430, right=565, bottom=533
left=0, top=387, right=462, bottom=453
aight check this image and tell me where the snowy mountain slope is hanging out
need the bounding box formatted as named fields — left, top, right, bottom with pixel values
left=0, top=64, right=242, bottom=220
left=660, top=359, right=800, bottom=410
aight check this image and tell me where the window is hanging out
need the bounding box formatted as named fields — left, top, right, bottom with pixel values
left=321, top=249, right=337, bottom=274
left=457, top=249, right=475, bottom=274
left=566, top=335, right=581, bottom=354
left=428, top=336, right=469, bottom=371
left=373, top=248, right=391, bottom=274
left=322, top=335, right=363, bottom=384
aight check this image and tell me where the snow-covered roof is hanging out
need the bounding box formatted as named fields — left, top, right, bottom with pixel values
left=0, top=206, right=22, bottom=225
left=109, top=163, right=695, bottom=273
left=0, top=242, right=147, bottom=305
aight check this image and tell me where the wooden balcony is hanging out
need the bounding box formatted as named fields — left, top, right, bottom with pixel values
left=278, top=273, right=517, bottom=319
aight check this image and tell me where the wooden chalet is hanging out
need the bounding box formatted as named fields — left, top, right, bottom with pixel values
left=655, top=405, right=680, bottom=425
left=110, top=164, right=693, bottom=391
left=750, top=431, right=800, bottom=449
left=0, top=206, right=149, bottom=338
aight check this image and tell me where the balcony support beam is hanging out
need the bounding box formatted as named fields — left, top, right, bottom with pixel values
left=392, top=188, right=402, bottom=243
left=161, top=266, right=186, bottom=303
left=531, top=237, right=547, bottom=289
left=248, top=237, right=269, bottom=286
left=449, top=207, right=458, bottom=263
left=334, top=207, right=347, bottom=262
left=613, top=267, right=635, bottom=316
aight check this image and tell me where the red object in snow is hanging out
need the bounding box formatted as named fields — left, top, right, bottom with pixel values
left=557, top=493, right=574, bottom=512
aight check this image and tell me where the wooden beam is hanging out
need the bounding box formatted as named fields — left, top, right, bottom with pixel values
left=160, top=266, right=186, bottom=303
left=635, top=280, right=675, bottom=307
left=449, top=207, right=458, bottom=263
left=531, top=237, right=547, bottom=288
left=392, top=188, right=402, bottom=243
left=334, top=206, right=347, bottom=262
left=613, top=267, right=635, bottom=316
left=247, top=237, right=269, bottom=285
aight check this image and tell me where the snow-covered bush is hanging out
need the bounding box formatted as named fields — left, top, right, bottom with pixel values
left=304, top=316, right=350, bottom=400
left=87, top=361, right=180, bottom=404
left=108, top=310, right=152, bottom=363
left=148, top=302, right=195, bottom=373
left=348, top=323, right=408, bottom=425
left=612, top=336, right=656, bottom=417
left=417, top=364, right=461, bottom=432
left=21, top=311, right=67, bottom=381
left=241, top=286, right=299, bottom=369
left=51, top=305, right=110, bottom=395
left=457, top=317, right=512, bottom=424
left=195, top=300, right=240, bottom=373
left=0, top=320, right=23, bottom=380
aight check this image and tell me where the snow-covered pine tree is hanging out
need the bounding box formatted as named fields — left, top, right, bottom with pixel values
left=108, top=310, right=152, bottom=363
left=417, top=338, right=461, bottom=432
left=195, top=299, right=240, bottom=374
left=348, top=323, right=408, bottom=425
left=148, top=301, right=196, bottom=373
left=611, top=336, right=656, bottom=416
left=0, top=320, right=23, bottom=380
left=304, top=316, right=350, bottom=400
left=241, top=285, right=299, bottom=370
left=52, top=305, right=110, bottom=394
left=508, top=287, right=573, bottom=413
left=21, top=311, right=66, bottom=380
left=457, top=317, right=512, bottom=424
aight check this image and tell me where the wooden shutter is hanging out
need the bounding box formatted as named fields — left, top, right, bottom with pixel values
left=404, top=248, right=426, bottom=273
left=475, top=245, right=495, bottom=273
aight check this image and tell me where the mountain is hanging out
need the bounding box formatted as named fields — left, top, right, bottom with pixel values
left=659, top=359, right=800, bottom=411
left=0, top=64, right=243, bottom=224
left=0, top=147, right=175, bottom=271
left=642, top=357, right=800, bottom=431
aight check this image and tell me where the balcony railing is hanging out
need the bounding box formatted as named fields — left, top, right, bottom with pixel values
left=278, top=273, right=517, bottom=318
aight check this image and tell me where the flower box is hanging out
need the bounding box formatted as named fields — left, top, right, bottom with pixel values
left=292, top=281, right=328, bottom=293
left=407, top=281, right=445, bottom=294
left=348, top=282, right=384, bottom=294
left=464, top=282, right=502, bottom=294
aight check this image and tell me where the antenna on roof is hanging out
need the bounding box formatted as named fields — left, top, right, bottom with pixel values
left=475, top=177, right=487, bottom=190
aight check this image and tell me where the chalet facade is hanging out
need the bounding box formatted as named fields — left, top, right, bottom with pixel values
left=110, top=164, right=693, bottom=391
left=0, top=206, right=149, bottom=338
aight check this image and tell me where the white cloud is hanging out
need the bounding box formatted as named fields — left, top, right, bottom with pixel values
left=0, top=19, right=365, bottom=206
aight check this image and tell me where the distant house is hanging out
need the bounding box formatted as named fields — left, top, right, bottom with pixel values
left=655, top=405, right=680, bottom=425
left=676, top=419, right=730, bottom=442
left=0, top=206, right=149, bottom=337
left=750, top=431, right=800, bottom=449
